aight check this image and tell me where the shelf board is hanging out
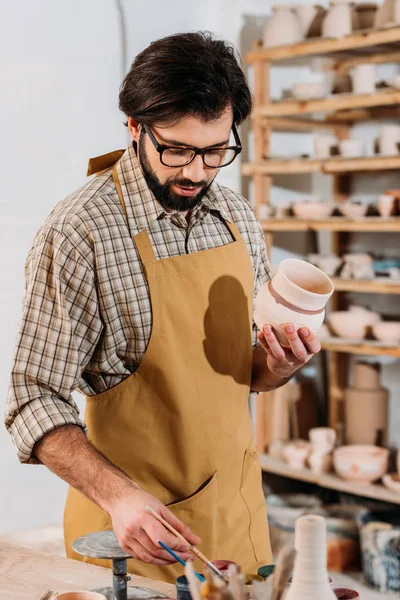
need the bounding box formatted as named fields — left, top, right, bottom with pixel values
left=321, top=338, right=400, bottom=357
left=261, top=217, right=400, bottom=232
left=242, top=155, right=400, bottom=175
left=256, top=88, right=400, bottom=118
left=260, top=454, right=400, bottom=505
left=246, top=26, right=400, bottom=63
left=331, top=278, right=400, bottom=294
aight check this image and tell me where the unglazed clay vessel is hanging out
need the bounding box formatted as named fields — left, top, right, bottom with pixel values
left=309, top=427, right=336, bottom=453
left=339, top=139, right=364, bottom=158
left=283, top=440, right=312, bottom=469
left=345, top=363, right=388, bottom=445
left=263, top=5, right=303, bottom=48
left=333, top=445, right=389, bottom=484
left=285, top=515, right=337, bottom=600
left=308, top=450, right=333, bottom=474
left=377, top=194, right=395, bottom=218
left=379, top=125, right=400, bottom=156
left=351, top=63, right=376, bottom=95
left=322, top=0, right=353, bottom=38
left=372, top=321, right=400, bottom=344
left=314, top=134, right=338, bottom=158
left=339, top=202, right=368, bottom=218
left=254, top=258, right=334, bottom=346
left=308, top=254, right=342, bottom=277
left=382, top=472, right=400, bottom=494
left=293, top=202, right=334, bottom=219
left=294, top=4, right=319, bottom=36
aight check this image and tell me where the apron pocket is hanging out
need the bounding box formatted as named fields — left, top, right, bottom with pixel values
left=240, top=445, right=270, bottom=562
left=167, top=471, right=219, bottom=567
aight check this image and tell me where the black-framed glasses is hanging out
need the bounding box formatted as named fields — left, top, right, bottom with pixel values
left=142, top=123, right=242, bottom=168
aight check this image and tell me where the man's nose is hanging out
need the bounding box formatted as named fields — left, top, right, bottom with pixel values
left=181, top=155, right=207, bottom=183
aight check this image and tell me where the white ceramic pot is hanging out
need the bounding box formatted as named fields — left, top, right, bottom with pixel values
left=377, top=194, right=395, bottom=217
left=328, top=310, right=370, bottom=340
left=314, top=134, right=337, bottom=158
left=291, top=80, right=332, bottom=100
left=308, top=450, right=333, bottom=474
left=339, top=139, right=364, bottom=158
left=254, top=258, right=334, bottom=346
left=322, top=0, right=353, bottom=38
left=263, top=5, right=303, bottom=48
left=372, top=321, right=400, bottom=344
left=295, top=4, right=319, bottom=37
left=310, top=254, right=343, bottom=277
left=351, top=64, right=376, bottom=95
left=309, top=427, right=337, bottom=453
left=339, top=202, right=368, bottom=218
left=333, top=445, right=389, bottom=485
left=293, top=202, right=334, bottom=219
left=379, top=125, right=400, bottom=156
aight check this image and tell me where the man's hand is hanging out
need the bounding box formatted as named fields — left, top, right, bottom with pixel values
left=258, top=322, right=321, bottom=380
left=109, top=486, right=200, bottom=565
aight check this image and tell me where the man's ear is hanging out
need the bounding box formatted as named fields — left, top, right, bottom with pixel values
left=127, top=117, right=140, bottom=142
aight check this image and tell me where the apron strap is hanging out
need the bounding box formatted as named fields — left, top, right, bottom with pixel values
left=225, top=220, right=242, bottom=243
left=86, top=150, right=125, bottom=177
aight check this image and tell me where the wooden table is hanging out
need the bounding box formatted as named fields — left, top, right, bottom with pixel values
left=0, top=541, right=176, bottom=600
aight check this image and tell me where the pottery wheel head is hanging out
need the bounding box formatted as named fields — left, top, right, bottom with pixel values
left=94, top=586, right=169, bottom=600
left=73, top=530, right=132, bottom=559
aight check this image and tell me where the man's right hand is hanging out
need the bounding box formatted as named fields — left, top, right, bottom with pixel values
left=109, top=485, right=201, bottom=565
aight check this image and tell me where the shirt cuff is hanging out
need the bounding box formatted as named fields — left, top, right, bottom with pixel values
left=6, top=396, right=87, bottom=464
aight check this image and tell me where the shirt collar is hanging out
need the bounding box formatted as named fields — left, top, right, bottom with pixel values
left=115, top=144, right=231, bottom=234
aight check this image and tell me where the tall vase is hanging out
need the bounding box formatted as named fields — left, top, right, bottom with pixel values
left=345, top=362, right=388, bottom=445
left=285, top=515, right=337, bottom=600
left=263, top=5, right=303, bottom=48
left=322, top=0, right=353, bottom=38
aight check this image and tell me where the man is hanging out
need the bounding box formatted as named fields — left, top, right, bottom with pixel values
left=5, top=32, right=320, bottom=583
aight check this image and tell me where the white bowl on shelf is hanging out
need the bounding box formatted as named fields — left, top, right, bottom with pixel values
left=339, top=203, right=368, bottom=218
left=372, top=321, right=400, bottom=345
left=333, top=445, right=389, bottom=485
left=328, top=310, right=369, bottom=340
left=293, top=202, right=334, bottom=219
left=291, top=80, right=332, bottom=100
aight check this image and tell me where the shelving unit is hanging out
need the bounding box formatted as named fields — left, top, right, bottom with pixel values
left=244, top=26, right=400, bottom=501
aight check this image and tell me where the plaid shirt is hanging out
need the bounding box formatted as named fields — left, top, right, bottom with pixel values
left=5, top=145, right=271, bottom=464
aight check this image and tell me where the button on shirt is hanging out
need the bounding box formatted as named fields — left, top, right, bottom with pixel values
left=6, top=145, right=271, bottom=464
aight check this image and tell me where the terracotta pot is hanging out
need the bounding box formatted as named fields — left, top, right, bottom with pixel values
left=254, top=259, right=334, bottom=346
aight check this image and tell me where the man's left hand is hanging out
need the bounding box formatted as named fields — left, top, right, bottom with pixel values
left=258, top=323, right=321, bottom=381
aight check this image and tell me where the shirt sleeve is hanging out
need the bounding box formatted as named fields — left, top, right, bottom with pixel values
left=252, top=220, right=272, bottom=348
left=5, top=226, right=103, bottom=464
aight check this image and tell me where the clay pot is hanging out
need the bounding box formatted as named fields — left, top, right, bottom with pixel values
left=351, top=64, right=376, bottom=95
left=374, top=0, right=400, bottom=27
left=322, top=0, right=354, bottom=38
left=283, top=440, right=312, bottom=469
left=309, top=427, right=336, bottom=453
left=328, top=311, right=367, bottom=340
left=333, top=445, right=389, bottom=484
left=308, top=450, right=333, bottom=473
left=263, top=6, right=303, bottom=48
left=377, top=194, right=396, bottom=217
left=354, top=2, right=378, bottom=29
left=372, top=321, right=400, bottom=344
left=314, top=134, right=338, bottom=158
left=308, top=254, right=342, bottom=277
left=295, top=4, right=319, bottom=37
left=339, top=139, right=364, bottom=158
left=339, top=202, right=368, bottom=218
left=293, top=202, right=334, bottom=219
left=379, top=125, right=400, bottom=156
left=254, top=259, right=334, bottom=346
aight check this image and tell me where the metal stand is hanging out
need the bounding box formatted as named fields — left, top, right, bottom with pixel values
left=73, top=531, right=168, bottom=600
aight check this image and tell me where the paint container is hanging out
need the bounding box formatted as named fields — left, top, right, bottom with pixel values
left=176, top=575, right=193, bottom=600
left=333, top=588, right=360, bottom=599
left=257, top=564, right=275, bottom=579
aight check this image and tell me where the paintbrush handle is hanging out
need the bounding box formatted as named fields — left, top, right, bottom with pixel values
left=146, top=506, right=227, bottom=582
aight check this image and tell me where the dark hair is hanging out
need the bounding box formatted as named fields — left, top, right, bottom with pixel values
left=119, top=31, right=252, bottom=127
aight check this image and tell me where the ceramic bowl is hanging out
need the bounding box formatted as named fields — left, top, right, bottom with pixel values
left=293, top=202, right=334, bottom=219
left=55, top=593, right=107, bottom=600
left=291, top=80, right=332, bottom=100
left=283, top=440, right=312, bottom=469
left=333, top=445, right=389, bottom=485
left=328, top=311, right=367, bottom=340
left=339, top=203, right=368, bottom=218
left=372, top=321, right=400, bottom=344
left=382, top=472, right=400, bottom=494
left=349, top=305, right=381, bottom=324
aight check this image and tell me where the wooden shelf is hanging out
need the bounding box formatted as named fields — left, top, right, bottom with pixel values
left=321, top=338, right=400, bottom=357
left=261, top=217, right=400, bottom=232
left=331, top=278, right=400, bottom=294
left=260, top=454, right=400, bottom=505
left=242, top=155, right=400, bottom=175
left=256, top=88, right=400, bottom=118
left=246, top=26, right=400, bottom=63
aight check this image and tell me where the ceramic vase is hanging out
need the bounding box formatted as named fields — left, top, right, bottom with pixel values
left=295, top=4, right=319, bottom=37
left=322, top=0, right=354, bottom=38
left=345, top=362, right=388, bottom=445
left=379, top=125, right=400, bottom=155
left=351, top=63, right=376, bottom=95
left=285, top=515, right=337, bottom=600
left=377, top=194, right=395, bottom=218
left=254, top=258, right=334, bottom=346
left=263, top=6, right=303, bottom=48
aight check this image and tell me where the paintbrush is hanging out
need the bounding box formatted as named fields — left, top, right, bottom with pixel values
left=146, top=506, right=228, bottom=583
left=271, top=546, right=296, bottom=600
left=158, top=540, right=205, bottom=581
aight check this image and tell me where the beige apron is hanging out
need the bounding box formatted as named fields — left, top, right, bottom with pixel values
left=64, top=151, right=272, bottom=583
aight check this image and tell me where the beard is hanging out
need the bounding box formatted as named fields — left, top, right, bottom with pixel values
left=137, top=137, right=214, bottom=212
